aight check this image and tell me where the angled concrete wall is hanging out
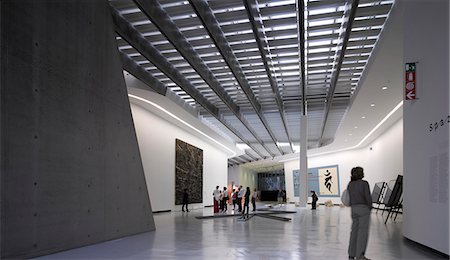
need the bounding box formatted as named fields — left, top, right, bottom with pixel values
left=0, top=1, right=154, bottom=258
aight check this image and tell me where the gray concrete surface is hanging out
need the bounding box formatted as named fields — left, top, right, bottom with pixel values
left=0, top=1, right=155, bottom=258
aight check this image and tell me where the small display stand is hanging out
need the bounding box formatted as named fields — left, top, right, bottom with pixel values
left=371, top=181, right=387, bottom=213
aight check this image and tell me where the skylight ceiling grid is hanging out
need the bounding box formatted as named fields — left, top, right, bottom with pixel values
left=110, top=0, right=396, bottom=165
left=223, top=114, right=259, bottom=143
left=209, top=0, right=279, bottom=108
left=134, top=2, right=243, bottom=109
left=242, top=113, right=273, bottom=141
left=263, top=111, right=289, bottom=142
left=285, top=112, right=301, bottom=141
left=162, top=2, right=251, bottom=109
left=201, top=115, right=241, bottom=143
left=322, top=105, right=348, bottom=141
left=116, top=42, right=194, bottom=99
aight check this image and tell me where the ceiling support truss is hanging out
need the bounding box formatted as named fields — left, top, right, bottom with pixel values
left=132, top=0, right=276, bottom=158
left=189, top=0, right=285, bottom=156
left=317, top=0, right=360, bottom=147
left=111, top=7, right=268, bottom=159
left=119, top=50, right=167, bottom=96
left=244, top=0, right=294, bottom=153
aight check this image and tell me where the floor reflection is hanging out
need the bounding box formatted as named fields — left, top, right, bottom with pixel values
left=37, top=204, right=447, bottom=259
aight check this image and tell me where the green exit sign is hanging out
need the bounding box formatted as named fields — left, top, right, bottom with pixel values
left=406, top=63, right=416, bottom=72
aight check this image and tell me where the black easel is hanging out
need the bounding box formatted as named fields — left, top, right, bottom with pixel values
left=384, top=175, right=403, bottom=224
left=371, top=181, right=387, bottom=213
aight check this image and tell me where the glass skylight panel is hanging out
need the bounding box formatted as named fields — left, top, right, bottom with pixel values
left=223, top=29, right=253, bottom=37
left=229, top=39, right=257, bottom=45
left=219, top=19, right=250, bottom=27
left=185, top=35, right=210, bottom=41
left=308, top=62, right=331, bottom=68
left=275, top=71, right=299, bottom=77
left=118, top=45, right=132, bottom=50
left=131, top=20, right=151, bottom=27
left=308, top=56, right=333, bottom=62
left=308, top=30, right=335, bottom=37
left=308, top=19, right=336, bottom=27
left=262, top=12, right=297, bottom=21
left=308, top=7, right=339, bottom=16
left=351, top=25, right=383, bottom=31
left=267, top=34, right=298, bottom=41
left=259, top=0, right=295, bottom=8
left=273, top=65, right=299, bottom=71
left=308, top=47, right=333, bottom=54
left=136, top=60, right=150, bottom=65
left=151, top=39, right=170, bottom=46
left=179, top=24, right=205, bottom=32
left=268, top=44, right=298, bottom=50
left=265, top=24, right=297, bottom=32
left=241, top=62, right=264, bottom=68
left=308, top=39, right=332, bottom=47
left=211, top=4, right=245, bottom=14
left=160, top=0, right=189, bottom=8
left=237, top=55, right=262, bottom=61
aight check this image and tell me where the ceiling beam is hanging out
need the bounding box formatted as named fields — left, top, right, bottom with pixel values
left=111, top=8, right=217, bottom=116
left=243, top=0, right=294, bottom=154
left=189, top=0, right=285, bottom=156
left=110, top=7, right=268, bottom=159
left=317, top=0, right=359, bottom=147
left=119, top=50, right=167, bottom=96
left=132, top=0, right=276, bottom=158
left=298, top=0, right=307, bottom=117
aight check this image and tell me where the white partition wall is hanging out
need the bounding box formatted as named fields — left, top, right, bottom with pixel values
left=402, top=0, right=449, bottom=255
left=285, top=119, right=403, bottom=205
left=129, top=90, right=234, bottom=212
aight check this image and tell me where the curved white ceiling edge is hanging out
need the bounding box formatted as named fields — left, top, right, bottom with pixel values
left=127, top=87, right=243, bottom=159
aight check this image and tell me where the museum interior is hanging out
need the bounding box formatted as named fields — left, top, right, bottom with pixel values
left=0, top=0, right=449, bottom=259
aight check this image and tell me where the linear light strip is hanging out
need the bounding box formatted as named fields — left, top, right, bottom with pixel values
left=128, top=94, right=236, bottom=157
left=280, top=100, right=404, bottom=162
left=310, top=100, right=404, bottom=157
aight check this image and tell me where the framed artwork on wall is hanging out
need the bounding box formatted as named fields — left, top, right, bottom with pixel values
left=316, top=166, right=340, bottom=196
left=293, top=165, right=341, bottom=197
left=175, top=139, right=203, bottom=205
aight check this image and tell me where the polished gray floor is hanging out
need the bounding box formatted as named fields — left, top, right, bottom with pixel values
left=37, top=204, right=447, bottom=259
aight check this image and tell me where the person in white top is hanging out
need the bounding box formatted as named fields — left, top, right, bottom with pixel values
left=237, top=185, right=245, bottom=212
left=213, top=186, right=221, bottom=213
left=221, top=187, right=229, bottom=212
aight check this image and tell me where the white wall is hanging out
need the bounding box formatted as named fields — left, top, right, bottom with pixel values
left=402, top=0, right=449, bottom=254
left=130, top=102, right=228, bottom=212
left=240, top=166, right=258, bottom=191
left=285, top=159, right=300, bottom=203
left=285, top=119, right=403, bottom=205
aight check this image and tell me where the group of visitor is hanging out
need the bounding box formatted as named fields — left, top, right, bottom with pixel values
left=213, top=185, right=259, bottom=215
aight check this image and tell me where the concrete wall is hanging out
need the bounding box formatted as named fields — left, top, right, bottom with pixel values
left=129, top=94, right=229, bottom=211
left=285, top=119, right=403, bottom=205
left=0, top=1, right=154, bottom=258
left=402, top=0, right=449, bottom=254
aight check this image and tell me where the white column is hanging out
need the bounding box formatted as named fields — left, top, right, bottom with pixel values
left=299, top=115, right=308, bottom=207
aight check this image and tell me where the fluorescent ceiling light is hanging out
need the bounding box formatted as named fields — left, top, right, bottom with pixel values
left=129, top=94, right=236, bottom=157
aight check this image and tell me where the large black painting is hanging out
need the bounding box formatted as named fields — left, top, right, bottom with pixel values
left=175, top=139, right=203, bottom=205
